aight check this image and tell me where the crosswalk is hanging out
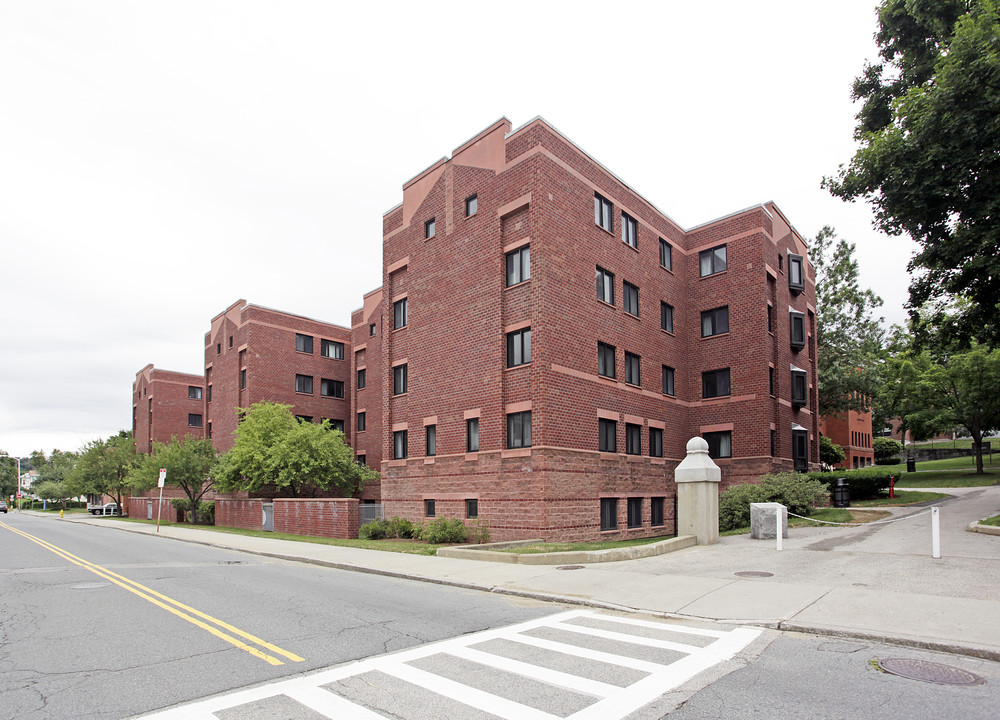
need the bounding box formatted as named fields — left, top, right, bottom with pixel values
left=139, top=610, right=761, bottom=719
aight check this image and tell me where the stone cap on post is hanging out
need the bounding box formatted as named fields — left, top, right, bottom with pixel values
left=674, top=437, right=721, bottom=484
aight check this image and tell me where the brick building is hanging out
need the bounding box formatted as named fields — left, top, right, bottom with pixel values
left=132, top=364, right=206, bottom=454
left=370, top=117, right=820, bottom=542
left=821, top=406, right=875, bottom=469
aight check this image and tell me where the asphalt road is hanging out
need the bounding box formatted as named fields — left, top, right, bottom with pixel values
left=0, top=513, right=555, bottom=719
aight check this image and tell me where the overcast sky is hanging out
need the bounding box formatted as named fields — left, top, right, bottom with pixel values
left=0, top=1, right=914, bottom=458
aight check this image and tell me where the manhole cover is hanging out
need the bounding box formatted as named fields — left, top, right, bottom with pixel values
left=734, top=571, right=774, bottom=578
left=71, top=582, right=111, bottom=590
left=557, top=565, right=585, bottom=570
left=878, top=658, right=985, bottom=686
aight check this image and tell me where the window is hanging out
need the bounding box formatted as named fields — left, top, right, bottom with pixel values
left=767, top=304, right=773, bottom=333
left=771, top=429, right=776, bottom=456
left=229, top=336, right=233, bottom=348
left=321, top=378, right=345, bottom=398
left=507, top=327, right=531, bottom=367
left=622, top=212, right=637, bottom=248
left=627, top=497, right=642, bottom=528
left=598, top=342, right=616, bottom=379
left=188, top=413, right=203, bottom=428
left=425, top=217, right=436, bottom=239
left=217, top=343, right=221, bottom=355
left=596, top=266, right=615, bottom=304
left=624, top=352, right=641, bottom=386
left=296, top=334, right=314, bottom=354
left=466, top=498, right=478, bottom=518
left=240, top=369, right=247, bottom=389
left=358, top=454, right=366, bottom=467
left=704, top=430, right=732, bottom=459
left=699, top=244, right=727, bottom=277
left=599, top=418, right=617, bottom=452
left=791, top=367, right=808, bottom=406
left=650, top=427, right=663, bottom=458
left=426, top=424, right=436, bottom=456
left=467, top=418, right=479, bottom=452
left=465, top=194, right=477, bottom=217
left=357, top=412, right=366, bottom=432
left=792, top=427, right=809, bottom=472
left=600, top=498, right=618, bottom=531
left=790, top=311, right=806, bottom=349
left=393, top=429, right=407, bottom=459
left=295, top=374, right=313, bottom=394
left=506, top=245, right=530, bottom=287
left=651, top=497, right=665, bottom=526
left=326, top=419, right=345, bottom=432
left=623, top=281, right=639, bottom=316
left=662, top=365, right=675, bottom=396
left=424, top=498, right=435, bottom=517
left=393, top=298, right=408, bottom=330
left=188, top=386, right=202, bottom=400
left=702, top=368, right=731, bottom=398
left=660, top=302, right=674, bottom=333
left=369, top=323, right=376, bottom=336
left=321, top=339, right=344, bottom=359
left=296, top=415, right=314, bottom=424
left=788, top=253, right=804, bottom=293
left=778, top=254, right=784, bottom=271
left=393, top=364, right=408, bottom=395
left=507, top=411, right=532, bottom=449
left=357, top=368, right=366, bottom=389
left=659, top=238, right=673, bottom=271
left=625, top=423, right=641, bottom=455
left=769, top=366, right=775, bottom=395
left=595, top=193, right=613, bottom=232
left=207, top=385, right=212, bottom=403
left=701, top=306, right=730, bottom=337
left=207, top=422, right=212, bottom=439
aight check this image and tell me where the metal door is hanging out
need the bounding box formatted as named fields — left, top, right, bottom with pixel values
left=262, top=503, right=274, bottom=532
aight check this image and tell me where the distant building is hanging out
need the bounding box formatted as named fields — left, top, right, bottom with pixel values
left=132, top=364, right=206, bottom=454
left=821, top=405, right=874, bottom=468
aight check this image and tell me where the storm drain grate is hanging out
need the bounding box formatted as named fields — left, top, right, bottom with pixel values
left=557, top=565, right=585, bottom=570
left=71, top=582, right=111, bottom=590
left=878, top=658, right=986, bottom=686
left=734, top=571, right=774, bottom=578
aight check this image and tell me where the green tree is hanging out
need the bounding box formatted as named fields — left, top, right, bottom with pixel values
left=0, top=453, right=22, bottom=499
left=34, top=480, right=72, bottom=508
left=68, top=431, right=140, bottom=512
left=824, top=0, right=1000, bottom=343
left=31, top=449, right=78, bottom=486
left=819, top=435, right=847, bottom=467
left=128, top=435, right=217, bottom=523
left=877, top=345, right=951, bottom=447
left=873, top=436, right=904, bottom=462
left=215, top=402, right=376, bottom=497
left=812, top=226, right=886, bottom=415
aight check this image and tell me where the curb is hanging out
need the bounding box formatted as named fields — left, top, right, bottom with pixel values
left=968, top=519, right=1000, bottom=536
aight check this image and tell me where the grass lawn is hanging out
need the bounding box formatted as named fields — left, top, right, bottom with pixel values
left=981, top=515, right=1000, bottom=528
left=890, top=469, right=1000, bottom=487
left=24, top=506, right=89, bottom=514
left=499, top=535, right=674, bottom=555
left=907, top=438, right=999, bottom=451
left=878, top=455, right=1000, bottom=473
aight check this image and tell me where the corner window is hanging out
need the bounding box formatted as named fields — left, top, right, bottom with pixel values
left=393, top=364, right=408, bottom=395
left=600, top=497, right=618, bottom=531
left=296, top=334, right=314, bottom=354
left=627, top=497, right=642, bottom=528
left=425, top=218, right=436, bottom=239
left=466, top=498, right=478, bottom=518
left=659, top=238, right=673, bottom=270
left=425, top=424, right=436, bottom=456
left=650, top=428, right=663, bottom=457
left=594, top=193, right=613, bottom=232
left=792, top=428, right=809, bottom=471
left=506, top=245, right=530, bottom=287
left=188, top=413, right=203, bottom=428
left=295, top=374, right=313, bottom=394
left=357, top=412, right=366, bottom=432
left=791, top=367, right=808, bottom=406
left=506, top=327, right=531, bottom=367
left=596, top=266, right=615, bottom=304
left=788, top=254, right=804, bottom=293
left=651, top=497, right=665, bottom=526
left=188, top=386, right=202, bottom=400
left=357, top=454, right=366, bottom=467
left=624, top=351, right=641, bottom=386
left=321, top=339, right=344, bottom=359
left=625, top=423, right=641, bottom=455
left=790, top=311, right=806, bottom=349
left=465, top=194, right=478, bottom=217
left=622, top=212, right=637, bottom=248
left=599, top=418, right=617, bottom=453
left=623, top=281, right=639, bottom=316
left=393, top=298, right=408, bottom=330
left=699, top=244, right=727, bottom=277
left=702, top=368, right=731, bottom=399
left=369, top=323, right=376, bottom=336
left=240, top=369, right=247, bottom=389
left=598, top=342, right=616, bottom=379
left=207, top=422, right=212, bottom=439
left=467, top=418, right=480, bottom=452
left=769, top=366, right=775, bottom=395
left=326, top=419, right=345, bottom=432
left=767, top=304, right=774, bottom=333
left=229, top=336, right=233, bottom=348
left=357, top=368, right=366, bottom=389
left=662, top=365, right=675, bottom=396
left=424, top=498, right=435, bottom=517
left=704, top=430, right=732, bottom=459
left=393, top=429, right=408, bottom=459
left=321, top=378, right=344, bottom=398
left=660, top=302, right=674, bottom=333
left=507, top=411, right=532, bottom=449
left=207, top=385, right=212, bottom=403
left=701, top=306, right=729, bottom=337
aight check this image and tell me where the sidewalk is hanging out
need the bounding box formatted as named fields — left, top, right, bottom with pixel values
left=34, top=485, right=1000, bottom=660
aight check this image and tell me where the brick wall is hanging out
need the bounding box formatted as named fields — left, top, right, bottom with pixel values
left=215, top=498, right=264, bottom=531
left=132, top=365, right=205, bottom=454
left=273, top=498, right=359, bottom=539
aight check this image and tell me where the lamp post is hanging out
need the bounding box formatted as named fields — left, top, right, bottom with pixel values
left=0, top=452, right=21, bottom=511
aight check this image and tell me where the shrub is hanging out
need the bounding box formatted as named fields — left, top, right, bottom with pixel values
left=718, top=473, right=828, bottom=531
left=358, top=519, right=389, bottom=540
left=806, top=467, right=894, bottom=500
left=422, top=517, right=467, bottom=544
left=819, top=435, right=846, bottom=467
left=875, top=457, right=902, bottom=466
left=386, top=516, right=416, bottom=539
left=873, top=437, right=904, bottom=462
left=465, top=518, right=491, bottom=544
left=719, top=483, right=768, bottom=531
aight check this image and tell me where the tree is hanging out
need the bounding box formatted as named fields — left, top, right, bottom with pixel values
left=68, top=431, right=140, bottom=512
left=0, top=453, right=21, bottom=499
left=215, top=402, right=376, bottom=497
left=128, top=436, right=217, bottom=523
left=819, top=435, right=847, bottom=467
left=34, top=480, right=72, bottom=508
left=812, top=226, right=886, bottom=415
left=824, top=0, right=1000, bottom=343
left=877, top=345, right=952, bottom=447
left=873, top=437, right=904, bottom=462
left=30, top=449, right=78, bottom=487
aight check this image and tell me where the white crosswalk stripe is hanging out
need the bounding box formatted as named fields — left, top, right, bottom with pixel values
left=139, top=610, right=762, bottom=720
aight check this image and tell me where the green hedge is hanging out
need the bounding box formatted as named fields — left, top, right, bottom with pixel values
left=806, top=468, right=896, bottom=500
left=719, top=473, right=828, bottom=531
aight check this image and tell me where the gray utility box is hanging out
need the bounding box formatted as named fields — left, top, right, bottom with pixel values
left=751, top=502, right=788, bottom=539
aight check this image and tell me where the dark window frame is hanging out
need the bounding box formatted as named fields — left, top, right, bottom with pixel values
left=701, top=306, right=730, bottom=337
left=662, top=365, right=675, bottom=396
left=356, top=412, right=366, bottom=432
left=594, top=193, right=613, bottom=232
left=702, top=368, right=731, bottom=399
left=622, top=212, right=638, bottom=248
left=599, top=418, right=617, bottom=453
left=699, top=244, right=728, bottom=277
left=424, top=498, right=435, bottom=517
left=425, top=424, right=436, bottom=456
left=624, top=351, right=641, bottom=386
left=623, top=281, right=639, bottom=316
left=467, top=417, right=480, bottom=453
left=650, top=427, right=663, bottom=457
left=507, top=411, right=532, bottom=449
left=651, top=497, right=665, bottom=526
left=295, top=333, right=314, bottom=354
left=295, top=374, right=314, bottom=395
left=600, top=497, right=618, bottom=531
left=659, top=238, right=673, bottom=271
left=596, top=266, right=615, bottom=304
left=465, top=194, right=478, bottom=217
left=791, top=368, right=808, bottom=406
left=625, top=423, right=641, bottom=455
left=788, top=254, right=805, bottom=293
left=188, top=386, right=202, bottom=400
left=393, top=429, right=408, bottom=460
left=465, top=498, right=478, bottom=518
left=425, top=217, right=436, bottom=239
left=393, top=297, right=408, bottom=330
left=705, top=430, right=732, bottom=459
left=320, top=378, right=345, bottom=398
left=506, top=327, right=532, bottom=367
left=188, top=413, right=203, bottom=428
left=790, top=310, right=806, bottom=349
left=627, top=497, right=642, bottom=529
left=505, top=245, right=530, bottom=287
left=598, top=342, right=616, bottom=379
left=393, top=364, right=408, bottom=395
left=321, top=339, right=344, bottom=359
left=660, top=301, right=674, bottom=333
left=357, top=368, right=366, bottom=389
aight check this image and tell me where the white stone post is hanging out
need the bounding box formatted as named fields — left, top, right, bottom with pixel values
left=675, top=437, right=721, bottom=545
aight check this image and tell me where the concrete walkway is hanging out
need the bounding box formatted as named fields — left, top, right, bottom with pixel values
left=27, top=485, right=1000, bottom=660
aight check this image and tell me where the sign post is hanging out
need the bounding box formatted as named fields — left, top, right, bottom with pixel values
left=157, top=468, right=166, bottom=532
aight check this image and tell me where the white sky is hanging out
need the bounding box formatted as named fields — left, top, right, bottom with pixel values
left=0, top=1, right=915, bottom=458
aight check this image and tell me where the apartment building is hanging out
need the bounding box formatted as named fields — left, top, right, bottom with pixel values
left=822, top=407, right=875, bottom=468
left=370, top=117, right=819, bottom=541
left=132, top=364, right=206, bottom=454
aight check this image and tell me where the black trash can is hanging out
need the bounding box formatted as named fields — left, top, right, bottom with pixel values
left=906, top=457, right=916, bottom=473
left=832, top=477, right=850, bottom=508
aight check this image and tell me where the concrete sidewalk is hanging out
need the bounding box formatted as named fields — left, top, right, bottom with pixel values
left=33, top=485, right=1000, bottom=660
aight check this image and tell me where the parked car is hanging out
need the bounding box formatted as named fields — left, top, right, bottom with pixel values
left=0, top=500, right=7, bottom=513
left=89, top=502, right=121, bottom=516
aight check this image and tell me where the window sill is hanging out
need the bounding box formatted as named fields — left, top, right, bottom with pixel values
left=596, top=223, right=614, bottom=236
left=650, top=458, right=666, bottom=465
left=392, top=326, right=407, bottom=333
left=624, top=311, right=639, bottom=320
left=597, top=298, right=616, bottom=310
left=392, top=392, right=409, bottom=398
left=659, top=265, right=674, bottom=274
left=660, top=329, right=674, bottom=336
left=465, top=452, right=479, bottom=462
left=699, top=270, right=728, bottom=280
left=502, top=448, right=531, bottom=458
left=505, top=362, right=531, bottom=371
left=295, top=392, right=314, bottom=396
left=624, top=382, right=641, bottom=389
left=295, top=350, right=314, bottom=356
left=701, top=332, right=730, bottom=340
left=504, top=280, right=530, bottom=291
left=702, top=395, right=732, bottom=401
left=623, top=241, right=639, bottom=253
left=423, top=457, right=435, bottom=465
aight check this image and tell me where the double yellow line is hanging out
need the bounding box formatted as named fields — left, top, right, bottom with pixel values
left=1, top=522, right=304, bottom=666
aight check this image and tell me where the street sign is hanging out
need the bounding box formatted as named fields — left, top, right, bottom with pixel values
left=158, top=468, right=167, bottom=488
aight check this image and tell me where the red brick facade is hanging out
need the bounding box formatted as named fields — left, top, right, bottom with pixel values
left=822, top=407, right=875, bottom=468
left=372, top=117, right=820, bottom=541
left=214, top=497, right=359, bottom=538
left=350, top=288, right=384, bottom=500
left=132, top=364, right=206, bottom=454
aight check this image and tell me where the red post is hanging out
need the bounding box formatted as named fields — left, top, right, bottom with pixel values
left=889, top=475, right=895, bottom=499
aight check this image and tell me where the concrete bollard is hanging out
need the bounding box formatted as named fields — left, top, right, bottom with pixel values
left=675, top=437, right=721, bottom=545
